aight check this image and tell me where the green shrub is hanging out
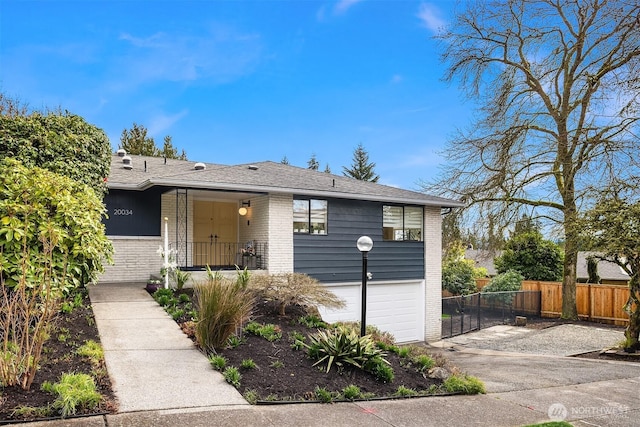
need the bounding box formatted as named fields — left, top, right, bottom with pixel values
left=194, top=276, right=254, bottom=353
left=243, top=389, right=259, bottom=405
left=484, top=270, right=523, bottom=293
left=75, top=340, right=103, bottom=367
left=394, top=385, right=418, bottom=397
left=208, top=355, right=227, bottom=371
left=341, top=384, right=361, bottom=400
left=244, top=322, right=282, bottom=342
left=413, top=354, right=435, bottom=372
left=240, top=359, right=257, bottom=369
left=494, top=231, right=564, bottom=281
left=41, top=373, right=101, bottom=417
left=305, top=326, right=389, bottom=374
left=289, top=331, right=306, bottom=350
left=443, top=374, right=486, bottom=394
left=482, top=270, right=524, bottom=305
left=226, top=334, right=245, bottom=348
left=314, top=386, right=334, bottom=403
left=223, top=367, right=241, bottom=388
left=366, top=357, right=395, bottom=383
left=298, top=315, right=328, bottom=329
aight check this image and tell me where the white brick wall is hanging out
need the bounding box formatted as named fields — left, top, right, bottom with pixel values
left=423, top=206, right=443, bottom=342
left=99, top=236, right=163, bottom=283
left=266, top=193, right=293, bottom=273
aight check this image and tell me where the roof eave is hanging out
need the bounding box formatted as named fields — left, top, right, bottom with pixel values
left=107, top=178, right=465, bottom=208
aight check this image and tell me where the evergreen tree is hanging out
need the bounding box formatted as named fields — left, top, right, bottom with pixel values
left=159, top=135, right=187, bottom=160
left=343, top=143, right=379, bottom=182
left=119, top=123, right=187, bottom=159
left=307, top=153, right=319, bottom=170
left=324, top=164, right=331, bottom=173
left=281, top=156, right=290, bottom=165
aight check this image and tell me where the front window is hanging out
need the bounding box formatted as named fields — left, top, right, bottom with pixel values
left=294, top=199, right=327, bottom=234
left=383, top=205, right=423, bottom=241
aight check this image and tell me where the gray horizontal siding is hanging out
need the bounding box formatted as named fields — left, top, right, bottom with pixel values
left=293, top=198, right=425, bottom=283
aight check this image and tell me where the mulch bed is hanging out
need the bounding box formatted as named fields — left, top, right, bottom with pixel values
left=0, top=290, right=117, bottom=423
left=219, top=300, right=444, bottom=401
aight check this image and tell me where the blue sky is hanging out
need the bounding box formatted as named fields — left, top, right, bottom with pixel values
left=0, top=0, right=472, bottom=190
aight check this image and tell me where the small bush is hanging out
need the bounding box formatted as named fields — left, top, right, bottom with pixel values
left=413, top=354, right=435, bottom=372
left=75, top=340, right=103, bottom=367
left=366, top=357, right=395, bottom=383
left=443, top=374, right=486, bottom=394
left=249, top=273, right=345, bottom=315
left=226, top=334, right=245, bottom=348
left=243, top=389, right=259, bottom=405
left=194, top=276, right=254, bottom=353
left=298, top=315, right=328, bottom=329
left=482, top=270, right=524, bottom=305
left=244, top=322, right=282, bottom=342
left=305, top=326, right=389, bottom=374
left=241, top=359, right=257, bottom=369
left=314, top=386, right=334, bottom=403
left=394, top=385, right=418, bottom=397
left=289, top=331, right=306, bottom=350
left=41, top=373, right=101, bottom=417
left=270, top=360, right=284, bottom=369
left=341, top=384, right=361, bottom=400
left=223, top=366, right=242, bottom=388
left=208, top=355, right=227, bottom=371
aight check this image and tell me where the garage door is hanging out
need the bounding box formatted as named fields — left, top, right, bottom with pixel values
left=318, top=280, right=425, bottom=343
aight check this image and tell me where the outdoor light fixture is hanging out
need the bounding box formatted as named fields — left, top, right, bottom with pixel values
left=357, top=235, right=373, bottom=336
left=238, top=200, right=250, bottom=216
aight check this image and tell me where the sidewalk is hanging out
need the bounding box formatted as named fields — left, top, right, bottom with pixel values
left=87, top=282, right=248, bottom=412
left=23, top=283, right=640, bottom=426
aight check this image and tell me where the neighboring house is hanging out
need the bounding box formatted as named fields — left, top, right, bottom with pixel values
left=100, top=151, right=463, bottom=342
left=466, top=249, right=630, bottom=285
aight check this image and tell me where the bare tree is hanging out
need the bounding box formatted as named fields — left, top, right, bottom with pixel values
left=423, top=0, right=640, bottom=319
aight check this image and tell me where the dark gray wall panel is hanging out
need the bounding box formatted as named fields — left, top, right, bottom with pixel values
left=293, top=198, right=425, bottom=283
left=103, top=188, right=164, bottom=236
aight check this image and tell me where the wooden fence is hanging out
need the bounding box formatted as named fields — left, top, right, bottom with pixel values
left=475, top=278, right=630, bottom=326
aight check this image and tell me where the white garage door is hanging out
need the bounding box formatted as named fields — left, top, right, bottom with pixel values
left=318, top=280, right=425, bottom=343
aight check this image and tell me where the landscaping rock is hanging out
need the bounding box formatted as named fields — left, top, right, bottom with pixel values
left=515, top=316, right=527, bottom=326
left=428, top=367, right=450, bottom=380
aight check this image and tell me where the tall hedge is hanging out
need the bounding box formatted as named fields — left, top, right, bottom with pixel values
left=0, top=158, right=112, bottom=291
left=0, top=112, right=111, bottom=194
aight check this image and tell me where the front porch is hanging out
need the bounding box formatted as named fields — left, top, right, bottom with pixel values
left=174, top=240, right=267, bottom=271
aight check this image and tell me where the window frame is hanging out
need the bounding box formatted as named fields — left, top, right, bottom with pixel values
left=293, top=198, right=328, bottom=235
left=382, top=205, right=423, bottom=242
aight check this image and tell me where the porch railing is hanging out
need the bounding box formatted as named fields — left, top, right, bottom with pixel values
left=171, top=241, right=266, bottom=270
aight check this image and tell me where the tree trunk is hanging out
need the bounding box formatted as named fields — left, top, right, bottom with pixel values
left=561, top=207, right=579, bottom=319
left=624, top=275, right=640, bottom=352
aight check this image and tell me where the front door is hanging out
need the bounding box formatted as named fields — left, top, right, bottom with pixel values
left=193, top=200, right=238, bottom=267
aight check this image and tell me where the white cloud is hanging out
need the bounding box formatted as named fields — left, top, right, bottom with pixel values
left=417, top=3, right=446, bottom=34
left=113, top=26, right=263, bottom=88
left=334, top=0, right=364, bottom=15
left=147, top=110, right=189, bottom=137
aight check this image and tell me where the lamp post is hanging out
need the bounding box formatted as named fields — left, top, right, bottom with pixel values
left=164, top=217, right=169, bottom=289
left=356, top=236, right=373, bottom=336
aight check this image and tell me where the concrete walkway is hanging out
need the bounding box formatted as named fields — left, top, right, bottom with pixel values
left=87, top=282, right=248, bottom=412
left=24, top=283, right=640, bottom=426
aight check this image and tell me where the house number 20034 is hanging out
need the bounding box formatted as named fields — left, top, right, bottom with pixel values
left=113, top=209, right=134, bottom=216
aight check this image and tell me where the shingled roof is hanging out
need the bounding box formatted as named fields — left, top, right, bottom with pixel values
left=108, top=153, right=463, bottom=208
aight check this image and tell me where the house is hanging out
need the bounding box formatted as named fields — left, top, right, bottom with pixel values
left=100, top=151, right=463, bottom=342
left=466, top=249, right=630, bottom=285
